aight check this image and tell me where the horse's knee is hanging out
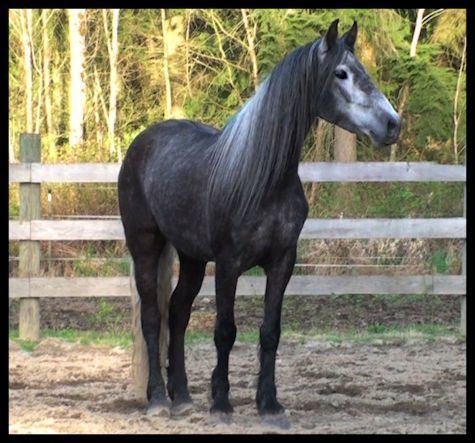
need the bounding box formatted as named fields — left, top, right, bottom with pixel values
left=214, top=317, right=236, bottom=350
left=169, top=297, right=191, bottom=331
left=259, top=324, right=280, bottom=351
left=140, top=303, right=160, bottom=337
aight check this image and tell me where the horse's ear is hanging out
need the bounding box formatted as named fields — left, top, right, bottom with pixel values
left=344, top=21, right=358, bottom=50
left=321, top=19, right=339, bottom=52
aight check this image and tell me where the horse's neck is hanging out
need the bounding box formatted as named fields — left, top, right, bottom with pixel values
left=208, top=46, right=316, bottom=219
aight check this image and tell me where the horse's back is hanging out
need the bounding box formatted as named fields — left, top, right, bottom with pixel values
left=125, top=119, right=218, bottom=161
left=120, top=119, right=218, bottom=188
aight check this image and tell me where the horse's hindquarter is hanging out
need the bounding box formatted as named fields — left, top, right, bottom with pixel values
left=139, top=120, right=219, bottom=261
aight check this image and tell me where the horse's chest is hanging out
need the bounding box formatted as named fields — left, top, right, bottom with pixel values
left=231, top=194, right=307, bottom=266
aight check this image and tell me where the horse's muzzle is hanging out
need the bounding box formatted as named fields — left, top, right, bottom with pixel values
left=383, top=113, right=401, bottom=145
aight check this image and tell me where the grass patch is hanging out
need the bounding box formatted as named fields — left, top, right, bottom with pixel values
left=185, top=323, right=461, bottom=346
left=9, top=328, right=132, bottom=349
left=185, top=329, right=259, bottom=345
left=281, top=323, right=461, bottom=346
left=16, top=340, right=39, bottom=352
left=243, top=266, right=265, bottom=276
left=86, top=300, right=126, bottom=334
left=9, top=323, right=462, bottom=352
left=8, top=330, right=39, bottom=352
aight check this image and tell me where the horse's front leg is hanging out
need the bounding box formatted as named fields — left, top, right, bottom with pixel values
left=210, top=260, right=238, bottom=420
left=257, top=246, right=296, bottom=426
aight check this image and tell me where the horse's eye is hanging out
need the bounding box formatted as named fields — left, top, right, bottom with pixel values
left=335, top=69, right=348, bottom=80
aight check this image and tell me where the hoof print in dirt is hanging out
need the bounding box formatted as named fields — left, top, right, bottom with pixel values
left=208, top=412, right=233, bottom=426
left=261, top=413, right=291, bottom=431
left=146, top=402, right=171, bottom=418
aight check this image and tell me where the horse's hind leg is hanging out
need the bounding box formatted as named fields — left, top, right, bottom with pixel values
left=127, top=228, right=170, bottom=415
left=167, top=253, right=206, bottom=414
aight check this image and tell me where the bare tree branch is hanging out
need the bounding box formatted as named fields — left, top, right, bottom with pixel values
left=241, top=9, right=259, bottom=92
left=453, top=36, right=466, bottom=163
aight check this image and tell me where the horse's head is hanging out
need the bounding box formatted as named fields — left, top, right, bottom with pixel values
left=316, top=19, right=401, bottom=147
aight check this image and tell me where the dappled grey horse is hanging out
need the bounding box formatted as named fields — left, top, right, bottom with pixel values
left=118, top=19, right=401, bottom=427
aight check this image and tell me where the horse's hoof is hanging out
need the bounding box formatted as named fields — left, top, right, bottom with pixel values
left=208, top=412, right=233, bottom=426
left=261, top=412, right=291, bottom=430
left=147, top=401, right=171, bottom=418
left=171, top=401, right=194, bottom=416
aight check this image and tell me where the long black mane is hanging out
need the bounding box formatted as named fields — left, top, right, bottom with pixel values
left=207, top=38, right=347, bottom=220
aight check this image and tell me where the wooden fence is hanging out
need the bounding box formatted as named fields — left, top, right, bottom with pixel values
left=9, top=134, right=467, bottom=342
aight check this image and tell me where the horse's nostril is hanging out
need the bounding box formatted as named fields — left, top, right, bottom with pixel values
left=386, top=115, right=401, bottom=138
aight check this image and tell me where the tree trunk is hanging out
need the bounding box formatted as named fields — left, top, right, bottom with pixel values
left=92, top=72, right=103, bottom=148
left=50, top=37, right=64, bottom=154
left=68, top=9, right=87, bottom=149
left=241, top=9, right=259, bottom=92
left=103, top=9, right=120, bottom=161
left=42, top=10, right=55, bottom=160
left=161, top=10, right=186, bottom=119
left=34, top=72, right=43, bottom=134
left=453, top=36, right=466, bottom=164
left=185, top=10, right=192, bottom=97
left=334, top=126, right=357, bottom=162
left=334, top=126, right=356, bottom=218
left=161, top=9, right=172, bottom=119
left=410, top=9, right=425, bottom=58
left=19, top=9, right=33, bottom=133
left=391, top=9, right=424, bottom=160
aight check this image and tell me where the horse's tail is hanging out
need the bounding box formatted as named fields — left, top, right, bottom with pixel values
left=157, top=241, right=176, bottom=375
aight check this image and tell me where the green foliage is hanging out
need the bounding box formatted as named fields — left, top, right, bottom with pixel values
left=8, top=331, right=39, bottom=351
left=384, top=44, right=462, bottom=161
left=9, top=186, right=19, bottom=218
left=431, top=250, right=449, bottom=274
left=8, top=9, right=465, bottom=164
left=70, top=243, right=130, bottom=277
left=87, top=300, right=126, bottom=334
left=367, top=323, right=396, bottom=334
left=431, top=9, right=466, bottom=60
left=244, top=266, right=265, bottom=276
left=16, top=340, right=39, bottom=352
left=254, top=9, right=335, bottom=77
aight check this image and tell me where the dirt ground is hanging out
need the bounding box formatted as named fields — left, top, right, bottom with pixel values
left=9, top=336, right=466, bottom=434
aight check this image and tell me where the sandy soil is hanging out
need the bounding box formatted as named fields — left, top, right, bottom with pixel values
left=9, top=337, right=466, bottom=434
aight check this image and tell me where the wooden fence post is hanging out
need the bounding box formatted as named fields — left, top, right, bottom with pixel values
left=460, top=153, right=466, bottom=334
left=18, top=133, right=41, bottom=341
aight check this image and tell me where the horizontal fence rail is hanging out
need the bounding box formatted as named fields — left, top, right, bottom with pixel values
left=9, top=218, right=466, bottom=241
left=9, top=161, right=466, bottom=183
left=9, top=275, right=466, bottom=299
left=9, top=155, right=467, bottom=341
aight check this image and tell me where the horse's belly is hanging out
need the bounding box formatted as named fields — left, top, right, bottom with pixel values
left=160, top=223, right=214, bottom=262
left=151, top=194, right=214, bottom=262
